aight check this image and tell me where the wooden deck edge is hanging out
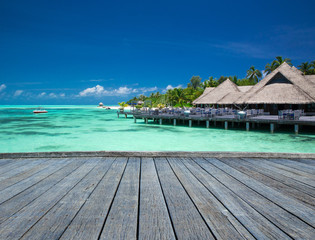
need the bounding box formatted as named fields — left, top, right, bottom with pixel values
left=0, top=151, right=314, bottom=159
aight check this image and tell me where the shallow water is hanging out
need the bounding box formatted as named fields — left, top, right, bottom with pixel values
left=0, top=105, right=314, bottom=153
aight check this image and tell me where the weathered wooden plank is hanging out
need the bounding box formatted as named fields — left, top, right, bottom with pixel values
left=260, top=158, right=315, bottom=181
left=168, top=157, right=254, bottom=240
left=264, top=158, right=315, bottom=175
left=240, top=158, right=315, bottom=197
left=219, top=158, right=315, bottom=209
left=286, top=158, right=315, bottom=166
left=20, top=158, right=115, bottom=240
left=0, top=158, right=70, bottom=204
left=242, top=158, right=315, bottom=196
left=0, top=158, right=85, bottom=224
left=154, top=157, right=215, bottom=240
left=0, top=158, right=51, bottom=191
left=203, top=158, right=315, bottom=238
left=0, top=158, right=99, bottom=240
left=263, top=158, right=315, bottom=177
left=0, top=158, right=34, bottom=175
left=0, top=158, right=49, bottom=181
left=60, top=157, right=128, bottom=240
left=182, top=158, right=290, bottom=239
left=0, top=159, right=14, bottom=167
left=249, top=158, right=315, bottom=187
left=139, top=158, right=176, bottom=240
left=99, top=157, right=140, bottom=240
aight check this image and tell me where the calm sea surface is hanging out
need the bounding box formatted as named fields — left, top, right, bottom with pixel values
left=0, top=105, right=314, bottom=153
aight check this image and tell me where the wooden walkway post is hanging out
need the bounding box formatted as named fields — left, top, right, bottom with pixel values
left=173, top=119, right=176, bottom=126
left=225, top=121, right=228, bottom=130
left=270, top=123, right=274, bottom=133
left=189, top=120, right=192, bottom=127
left=134, top=117, right=136, bottom=123
left=246, top=122, right=250, bottom=131
left=159, top=119, right=162, bottom=125
left=294, top=124, right=299, bottom=134
left=206, top=121, right=209, bottom=128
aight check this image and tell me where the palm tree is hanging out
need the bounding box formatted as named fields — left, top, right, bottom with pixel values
left=246, top=66, right=262, bottom=83
left=264, top=56, right=292, bottom=75
left=264, top=62, right=275, bottom=75
left=298, top=62, right=313, bottom=75
left=311, top=60, right=315, bottom=74
left=273, top=56, right=292, bottom=68
left=187, top=76, right=201, bottom=89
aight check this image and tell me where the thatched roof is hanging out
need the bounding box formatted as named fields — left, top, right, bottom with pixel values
left=305, top=75, right=315, bottom=84
left=192, top=87, right=214, bottom=104
left=193, top=79, right=241, bottom=104
left=217, top=92, right=244, bottom=105
left=238, top=86, right=253, bottom=92
left=235, top=62, right=315, bottom=104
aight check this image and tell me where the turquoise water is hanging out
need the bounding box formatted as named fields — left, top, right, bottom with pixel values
left=0, top=105, right=314, bottom=153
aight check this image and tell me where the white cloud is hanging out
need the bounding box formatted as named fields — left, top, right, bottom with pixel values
left=13, top=90, right=23, bottom=97
left=49, top=93, right=57, bottom=98
left=0, top=84, right=6, bottom=92
left=59, top=93, right=65, bottom=97
left=164, top=84, right=183, bottom=93
left=79, top=85, right=106, bottom=97
left=38, top=92, right=46, bottom=97
left=78, top=85, right=158, bottom=97
left=139, top=86, right=158, bottom=93
left=115, top=86, right=133, bottom=95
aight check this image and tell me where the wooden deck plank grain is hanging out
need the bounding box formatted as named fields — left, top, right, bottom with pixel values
left=262, top=158, right=315, bottom=179
left=0, top=158, right=99, bottom=240
left=219, top=157, right=315, bottom=209
left=264, top=158, right=315, bottom=174
left=0, top=159, right=18, bottom=167
left=99, top=157, right=140, bottom=240
left=240, top=158, right=315, bottom=197
left=182, top=158, right=291, bottom=239
left=0, top=158, right=51, bottom=191
left=0, top=156, right=314, bottom=239
left=59, top=157, right=128, bottom=240
left=242, top=158, right=315, bottom=196
left=0, top=158, right=86, bottom=224
left=203, top=158, right=315, bottom=238
left=138, top=158, right=176, bottom=240
left=0, top=158, right=34, bottom=175
left=154, top=157, right=216, bottom=240
left=287, top=158, right=315, bottom=166
left=19, top=158, right=115, bottom=240
left=247, top=158, right=315, bottom=187
left=0, top=158, right=70, bottom=204
left=0, top=158, right=48, bottom=181
left=167, top=157, right=254, bottom=240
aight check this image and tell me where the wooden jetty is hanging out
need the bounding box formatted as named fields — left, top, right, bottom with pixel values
left=0, top=153, right=314, bottom=239
left=120, top=111, right=315, bottom=134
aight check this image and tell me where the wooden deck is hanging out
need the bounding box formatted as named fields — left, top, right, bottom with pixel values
left=0, top=156, right=314, bottom=239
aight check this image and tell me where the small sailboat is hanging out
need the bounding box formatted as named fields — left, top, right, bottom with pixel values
left=33, top=107, right=48, bottom=114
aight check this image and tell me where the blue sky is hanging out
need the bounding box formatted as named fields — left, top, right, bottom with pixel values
left=1, top=0, right=314, bottom=105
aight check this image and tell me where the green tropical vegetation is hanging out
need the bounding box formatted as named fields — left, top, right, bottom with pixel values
left=124, top=56, right=315, bottom=107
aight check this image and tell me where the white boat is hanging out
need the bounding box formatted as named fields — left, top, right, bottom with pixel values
left=33, top=108, right=48, bottom=114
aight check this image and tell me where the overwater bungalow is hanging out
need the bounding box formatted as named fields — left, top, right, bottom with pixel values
left=194, top=62, right=315, bottom=114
